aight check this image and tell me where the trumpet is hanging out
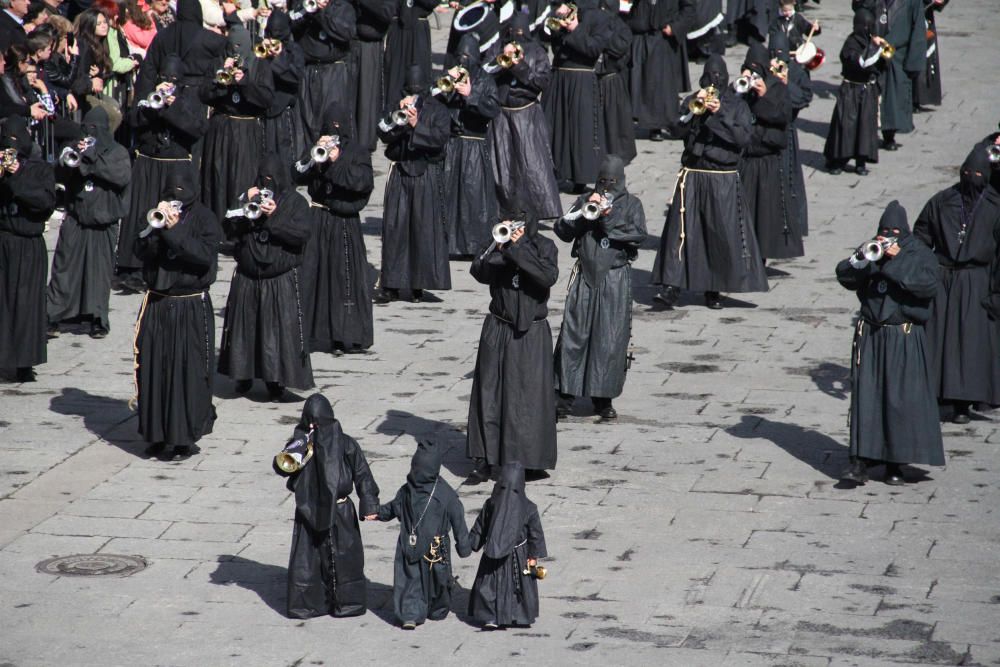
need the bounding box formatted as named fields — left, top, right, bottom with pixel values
left=880, top=42, right=895, bottom=60
left=274, top=431, right=315, bottom=474
left=215, top=57, right=244, bottom=86
left=480, top=220, right=525, bottom=258
left=140, top=83, right=175, bottom=109
left=431, top=67, right=469, bottom=97
left=0, top=148, right=19, bottom=175
left=254, top=38, right=282, bottom=58
left=310, top=135, right=341, bottom=162
left=688, top=85, right=719, bottom=115
left=243, top=188, right=274, bottom=220
left=496, top=43, right=523, bottom=69
left=855, top=237, right=897, bottom=263
left=522, top=564, right=547, bottom=580
left=733, top=73, right=759, bottom=95
left=987, top=144, right=1000, bottom=164
left=58, top=136, right=96, bottom=168
left=770, top=60, right=788, bottom=77
left=303, top=0, right=319, bottom=11
left=545, top=3, right=577, bottom=32
left=139, top=200, right=182, bottom=238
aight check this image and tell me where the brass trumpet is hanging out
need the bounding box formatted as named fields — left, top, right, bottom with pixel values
left=275, top=431, right=315, bottom=474
left=523, top=564, right=547, bottom=579
left=215, top=57, right=244, bottom=85
left=253, top=38, right=282, bottom=58
left=880, top=42, right=895, bottom=60
left=0, top=148, right=19, bottom=175
left=688, top=85, right=719, bottom=115
left=770, top=60, right=788, bottom=77
left=496, top=43, right=523, bottom=69
left=545, top=3, right=577, bottom=32
left=432, top=67, right=469, bottom=97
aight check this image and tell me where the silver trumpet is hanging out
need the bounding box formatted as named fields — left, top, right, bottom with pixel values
left=988, top=144, right=1000, bottom=164
left=565, top=195, right=612, bottom=221
left=140, top=83, right=175, bottom=109
left=733, top=73, right=760, bottom=95
left=139, top=200, right=182, bottom=238
left=480, top=220, right=525, bottom=258
left=303, top=0, right=319, bottom=12
left=310, top=135, right=341, bottom=162
left=58, top=136, right=96, bottom=168
left=243, top=189, right=274, bottom=220
left=855, top=237, right=897, bottom=263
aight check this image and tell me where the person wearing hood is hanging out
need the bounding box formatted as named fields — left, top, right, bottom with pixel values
left=275, top=393, right=381, bottom=618
left=822, top=8, right=884, bottom=176
left=117, top=54, right=209, bottom=295
left=441, top=33, right=501, bottom=258
left=553, top=154, right=645, bottom=421
left=382, top=0, right=436, bottom=115
left=295, top=102, right=376, bottom=354
left=260, top=10, right=306, bottom=178
left=625, top=0, right=694, bottom=142
left=597, top=0, right=635, bottom=162
left=132, top=166, right=222, bottom=460
left=350, top=0, right=394, bottom=152
left=724, top=0, right=772, bottom=47
left=376, top=440, right=471, bottom=629
left=836, top=200, right=944, bottom=486
left=218, top=153, right=314, bottom=401
left=0, top=116, right=56, bottom=383
left=738, top=41, right=801, bottom=263
left=650, top=55, right=768, bottom=310
left=199, top=31, right=275, bottom=224
left=770, top=29, right=812, bottom=239
left=769, top=0, right=820, bottom=53
left=543, top=0, right=611, bottom=193
left=444, top=0, right=504, bottom=70
left=914, top=147, right=1000, bottom=423
left=467, top=462, right=547, bottom=629
left=46, top=107, right=130, bottom=339
left=375, top=64, right=452, bottom=303
left=487, top=11, right=561, bottom=222
left=290, top=0, right=358, bottom=151
left=912, top=0, right=948, bottom=113
left=466, top=197, right=558, bottom=482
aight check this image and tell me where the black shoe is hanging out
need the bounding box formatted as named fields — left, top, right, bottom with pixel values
left=525, top=469, right=550, bottom=481
left=913, top=105, right=930, bottom=114
left=596, top=405, right=618, bottom=422
left=234, top=379, right=253, bottom=395
left=705, top=291, right=723, bottom=309
left=119, top=274, right=147, bottom=294
left=557, top=179, right=575, bottom=194
left=952, top=408, right=971, bottom=425
left=467, top=463, right=492, bottom=484
left=15, top=367, right=36, bottom=382
left=881, top=139, right=900, bottom=151
left=401, top=621, right=417, bottom=630
left=144, top=442, right=167, bottom=458
left=47, top=323, right=60, bottom=339
left=170, top=445, right=198, bottom=461
left=89, top=322, right=109, bottom=339
left=854, top=165, right=869, bottom=176
left=840, top=459, right=868, bottom=484
left=266, top=381, right=285, bottom=401
left=653, top=286, right=680, bottom=309
left=884, top=463, right=906, bottom=486
left=373, top=287, right=399, bottom=305
left=649, top=129, right=666, bottom=142
left=411, top=289, right=424, bottom=303
left=555, top=405, right=570, bottom=421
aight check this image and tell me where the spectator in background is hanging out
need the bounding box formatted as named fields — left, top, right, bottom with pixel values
left=40, top=14, right=75, bottom=110
left=1, top=43, right=48, bottom=120
left=148, top=0, right=171, bottom=29
left=0, top=0, right=31, bottom=52
left=121, top=0, right=154, bottom=56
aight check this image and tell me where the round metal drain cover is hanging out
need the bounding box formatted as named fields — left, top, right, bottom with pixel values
left=36, top=554, right=148, bottom=577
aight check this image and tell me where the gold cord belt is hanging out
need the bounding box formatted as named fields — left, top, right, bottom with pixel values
left=670, top=167, right=738, bottom=259
left=502, top=101, right=537, bottom=111
left=135, top=151, right=192, bottom=161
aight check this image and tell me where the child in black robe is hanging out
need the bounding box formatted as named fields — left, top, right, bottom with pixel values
left=468, top=462, right=547, bottom=629
left=275, top=394, right=381, bottom=619
left=377, top=440, right=471, bottom=629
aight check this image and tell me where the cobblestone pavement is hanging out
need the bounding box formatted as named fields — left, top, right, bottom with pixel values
left=3, top=2, right=1000, bottom=665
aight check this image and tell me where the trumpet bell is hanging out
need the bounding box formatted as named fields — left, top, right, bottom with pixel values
left=215, top=69, right=234, bottom=85
left=436, top=76, right=455, bottom=94
left=275, top=439, right=314, bottom=474
left=734, top=75, right=751, bottom=94
left=582, top=201, right=603, bottom=220
left=880, top=43, right=895, bottom=60
left=861, top=240, right=886, bottom=262
left=147, top=208, right=168, bottom=227
left=390, top=109, right=409, bottom=125
left=245, top=202, right=262, bottom=220
left=59, top=147, right=81, bottom=168
left=688, top=97, right=708, bottom=115
left=987, top=145, right=1000, bottom=164
left=310, top=145, right=329, bottom=162
left=253, top=42, right=269, bottom=58
left=522, top=564, right=547, bottom=579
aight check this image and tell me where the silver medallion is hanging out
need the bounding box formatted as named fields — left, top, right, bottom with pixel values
left=408, top=533, right=417, bottom=547
left=318, top=29, right=328, bottom=41
left=877, top=280, right=888, bottom=294
left=406, top=0, right=413, bottom=6
left=512, top=274, right=520, bottom=289
left=232, top=92, right=241, bottom=104
left=84, top=180, right=94, bottom=192
left=879, top=12, right=887, bottom=24
left=600, top=237, right=610, bottom=249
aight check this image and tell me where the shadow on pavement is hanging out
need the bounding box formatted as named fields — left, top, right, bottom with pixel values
left=210, top=555, right=286, bottom=617
left=725, top=415, right=848, bottom=480
left=374, top=409, right=472, bottom=478
left=808, top=362, right=851, bottom=400
left=48, top=387, right=144, bottom=457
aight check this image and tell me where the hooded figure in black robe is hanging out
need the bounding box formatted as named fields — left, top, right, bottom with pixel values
left=262, top=11, right=306, bottom=177
left=383, top=0, right=437, bottom=113
left=276, top=394, right=380, bottom=618
left=487, top=12, right=562, bottom=221
left=376, top=440, right=471, bottom=628
left=133, top=167, right=221, bottom=459
left=823, top=9, right=882, bottom=174
left=444, top=0, right=506, bottom=70
left=296, top=102, right=376, bottom=353
left=0, top=117, right=56, bottom=382
left=118, top=55, right=209, bottom=294
left=769, top=0, right=821, bottom=53
left=913, top=0, right=947, bottom=110
left=375, top=65, right=453, bottom=301
left=350, top=0, right=395, bottom=151
left=442, top=33, right=501, bottom=257
left=218, top=153, right=314, bottom=399
left=738, top=42, right=800, bottom=261
left=47, top=107, right=130, bottom=338
left=771, top=30, right=812, bottom=237
left=650, top=56, right=768, bottom=309
left=724, top=0, right=772, bottom=46
left=543, top=0, right=611, bottom=191
left=626, top=0, right=694, bottom=141
left=836, top=200, right=944, bottom=486
left=598, top=2, right=636, bottom=162
left=554, top=154, right=646, bottom=420
left=468, top=462, right=547, bottom=628
left=292, top=0, right=358, bottom=145
left=467, top=198, right=558, bottom=480
left=915, top=147, right=1000, bottom=421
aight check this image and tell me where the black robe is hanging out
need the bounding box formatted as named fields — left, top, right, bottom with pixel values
left=0, top=159, right=56, bottom=370
left=383, top=0, right=437, bottom=112
left=823, top=35, right=882, bottom=164
left=276, top=396, right=380, bottom=619
left=554, top=193, right=646, bottom=399
left=262, top=28, right=307, bottom=176
left=871, top=0, right=927, bottom=134
left=782, top=62, right=812, bottom=237
left=468, top=464, right=547, bottom=627
left=598, top=9, right=636, bottom=163
left=218, top=191, right=315, bottom=389
left=913, top=0, right=947, bottom=107
left=133, top=202, right=221, bottom=447
left=300, top=140, right=376, bottom=351
left=769, top=11, right=821, bottom=52
left=627, top=0, right=694, bottom=131
left=914, top=185, right=1000, bottom=405
left=378, top=94, right=452, bottom=291
left=725, top=0, right=772, bottom=44
left=835, top=225, right=944, bottom=465
left=376, top=442, right=471, bottom=626
left=467, top=233, right=558, bottom=470
left=351, top=0, right=394, bottom=151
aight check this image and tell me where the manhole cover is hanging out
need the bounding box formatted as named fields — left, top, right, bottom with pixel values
left=36, top=554, right=148, bottom=577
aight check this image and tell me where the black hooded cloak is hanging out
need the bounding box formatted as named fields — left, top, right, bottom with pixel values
left=915, top=148, right=1000, bottom=406
left=377, top=441, right=471, bottom=626
left=836, top=201, right=944, bottom=466
left=351, top=0, right=395, bottom=151
left=598, top=3, right=636, bottom=163
left=0, top=117, right=56, bottom=371
left=468, top=463, right=547, bottom=627
left=913, top=0, right=947, bottom=107
left=298, top=103, right=376, bottom=352
left=443, top=34, right=501, bottom=257
left=823, top=9, right=882, bottom=165
left=650, top=56, right=769, bottom=294
left=218, top=153, right=315, bottom=390
left=554, top=155, right=646, bottom=399
left=626, top=0, right=695, bottom=132
left=488, top=13, right=562, bottom=221
left=467, top=200, right=559, bottom=471
left=383, top=0, right=437, bottom=113
left=277, top=394, right=381, bottom=618
left=770, top=30, right=813, bottom=237
left=870, top=0, right=927, bottom=135
left=262, top=12, right=307, bottom=175
left=133, top=167, right=221, bottom=449
left=47, top=107, right=131, bottom=332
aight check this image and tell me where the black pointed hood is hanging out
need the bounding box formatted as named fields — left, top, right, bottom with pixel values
left=853, top=8, right=875, bottom=38
left=82, top=106, right=114, bottom=146
left=299, top=393, right=337, bottom=429
left=257, top=152, right=290, bottom=195
left=699, top=54, right=729, bottom=89
left=483, top=462, right=529, bottom=559
left=499, top=192, right=537, bottom=237
left=742, top=42, right=769, bottom=78
left=453, top=33, right=480, bottom=72
left=503, top=11, right=531, bottom=42
left=406, top=440, right=442, bottom=491
left=596, top=154, right=627, bottom=198
left=769, top=30, right=791, bottom=64
left=404, top=63, right=426, bottom=95
left=1, top=116, right=37, bottom=159
left=265, top=10, right=292, bottom=42
left=320, top=101, right=351, bottom=140
left=159, top=165, right=200, bottom=207
left=876, top=200, right=910, bottom=239
left=959, top=144, right=991, bottom=201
